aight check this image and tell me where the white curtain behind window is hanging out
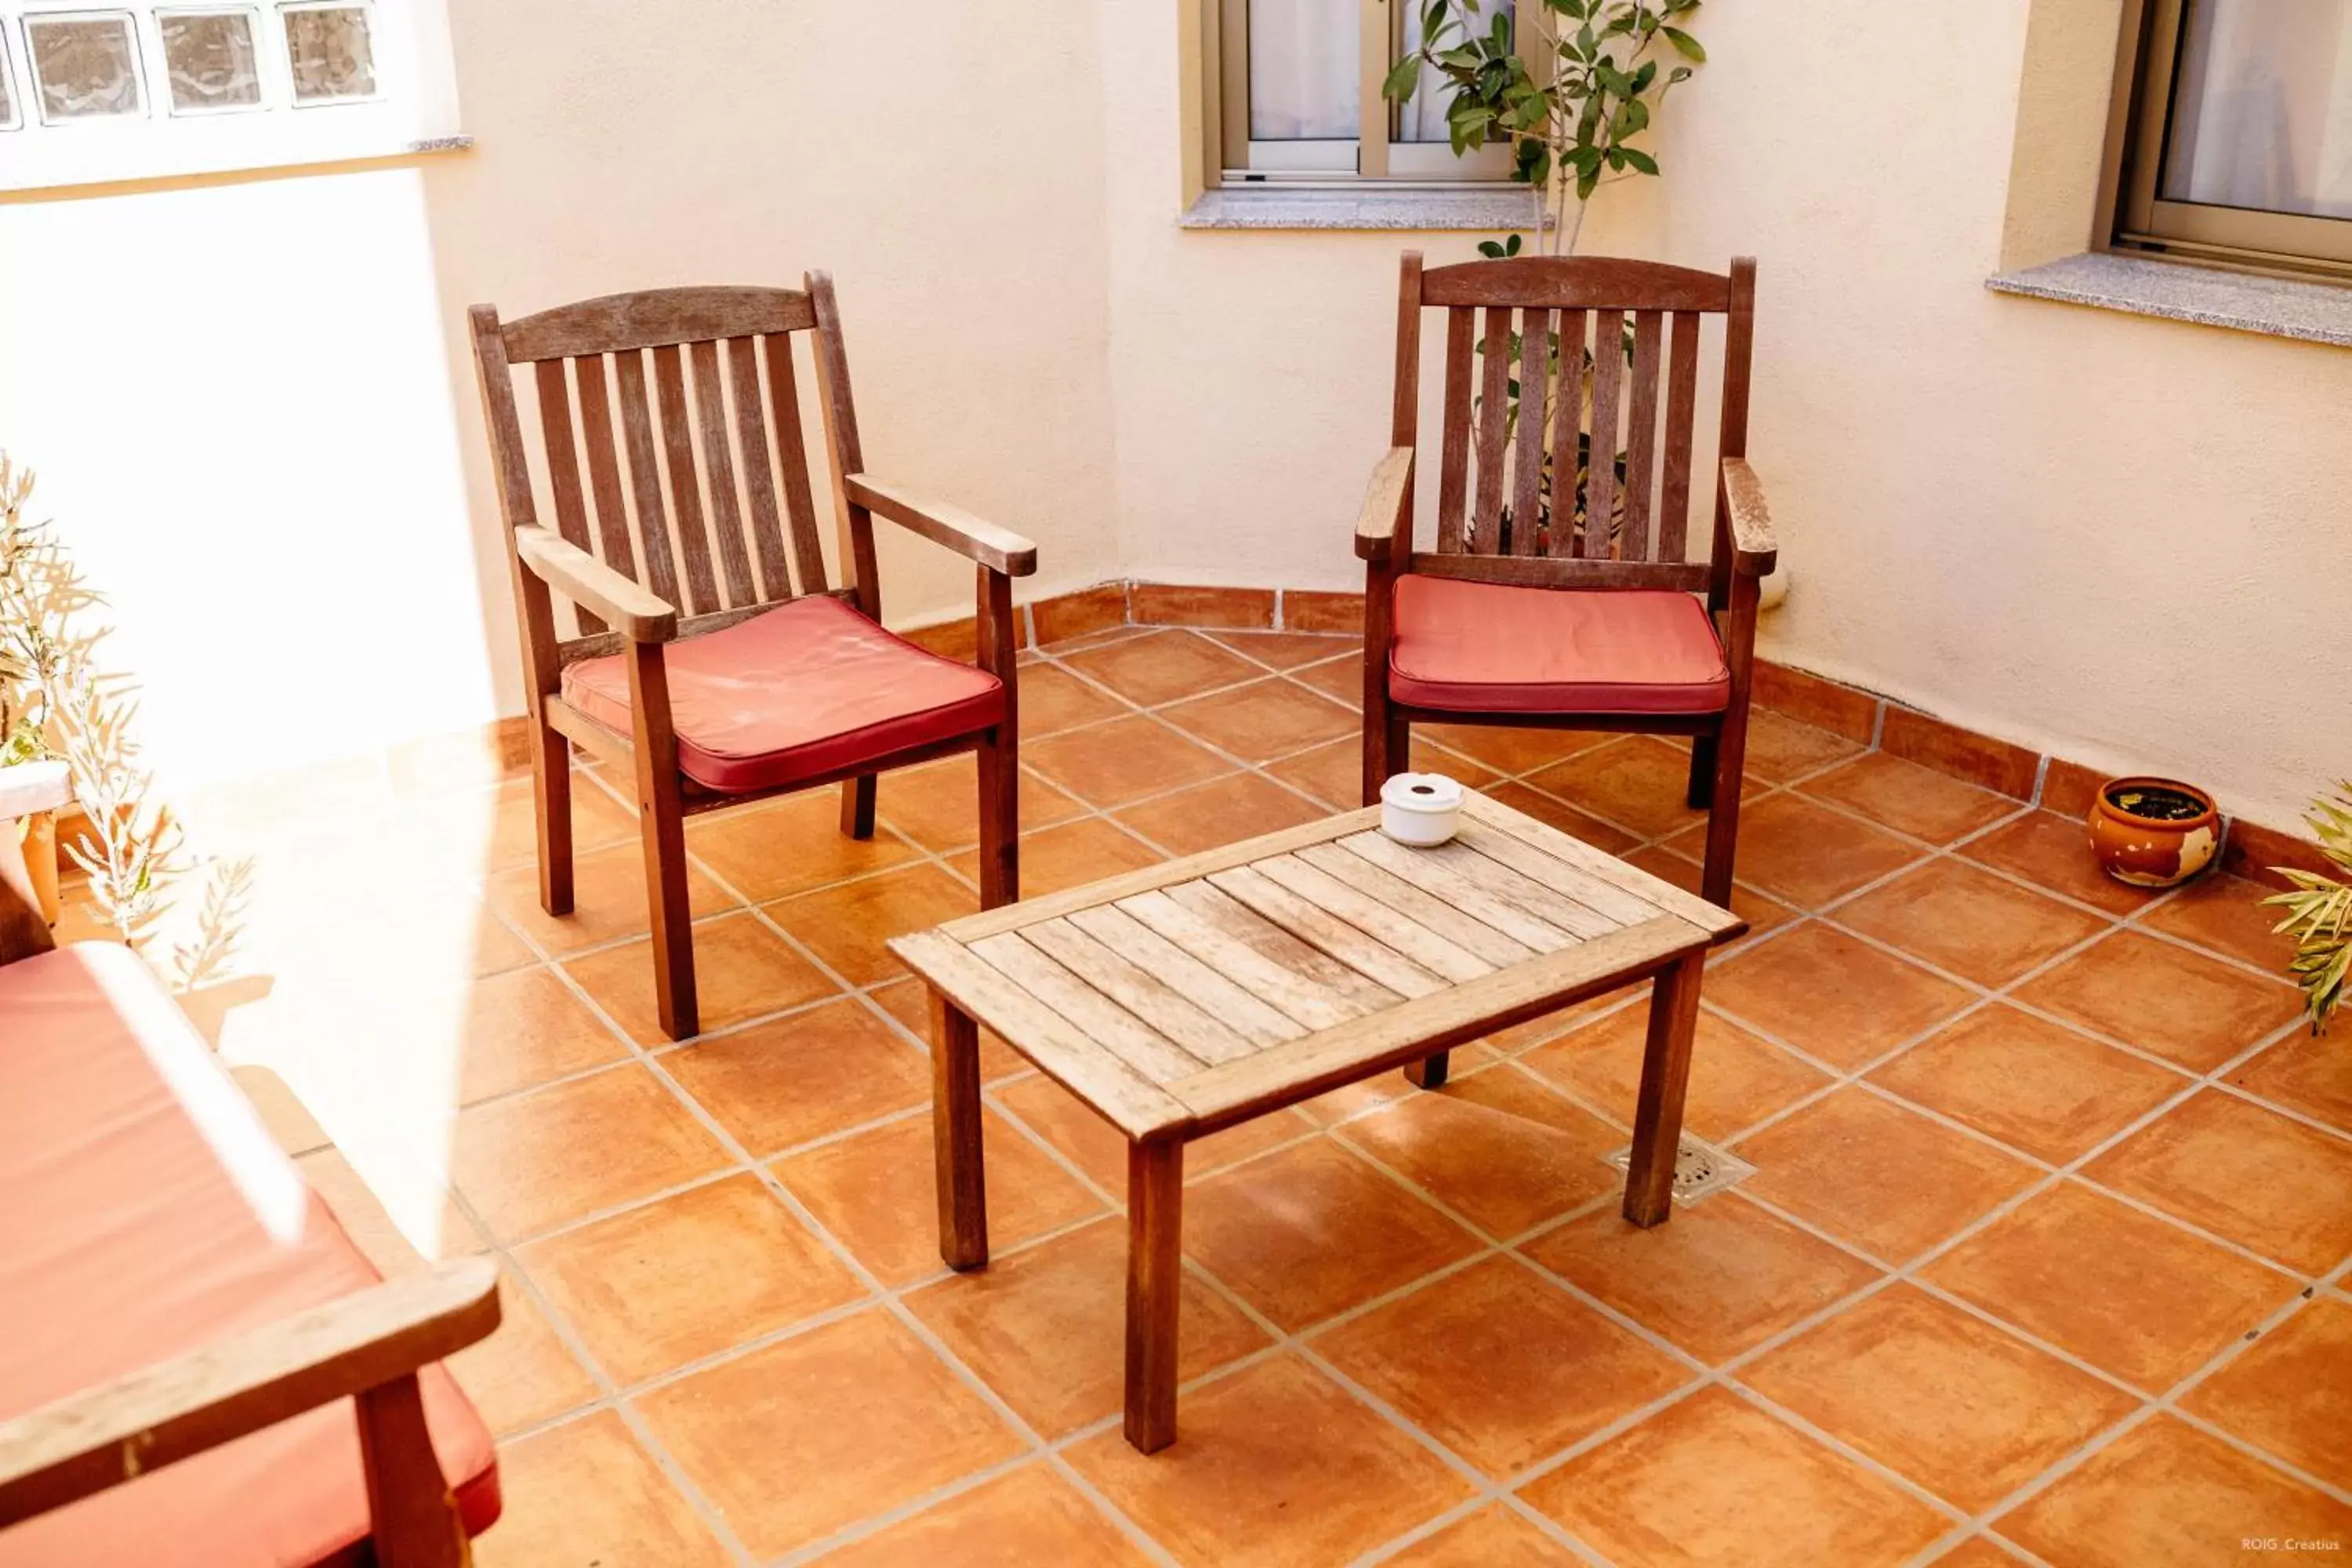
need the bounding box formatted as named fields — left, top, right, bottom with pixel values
left=2165, top=0, right=2352, bottom=219
left=1399, top=0, right=1508, bottom=143
left=1249, top=0, right=1358, bottom=140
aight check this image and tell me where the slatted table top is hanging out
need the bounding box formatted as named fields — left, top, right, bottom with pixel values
left=888, top=790, right=1745, bottom=1142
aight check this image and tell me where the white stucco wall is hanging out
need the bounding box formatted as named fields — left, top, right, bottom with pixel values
left=2, top=0, right=2343, bottom=832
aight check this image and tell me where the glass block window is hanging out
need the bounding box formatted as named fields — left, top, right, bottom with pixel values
left=281, top=2, right=372, bottom=103
left=25, top=11, right=143, bottom=122
left=158, top=7, right=259, bottom=113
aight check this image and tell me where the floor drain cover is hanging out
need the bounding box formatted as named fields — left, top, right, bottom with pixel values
left=1602, top=1137, right=1755, bottom=1205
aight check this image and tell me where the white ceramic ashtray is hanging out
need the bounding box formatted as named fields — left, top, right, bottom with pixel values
left=1380, top=773, right=1465, bottom=848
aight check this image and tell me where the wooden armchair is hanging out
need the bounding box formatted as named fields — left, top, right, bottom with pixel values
left=1359, top=253, right=1776, bottom=1079
left=470, top=279, right=1038, bottom=1040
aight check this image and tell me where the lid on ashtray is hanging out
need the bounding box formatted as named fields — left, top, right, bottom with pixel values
left=1380, top=772, right=1465, bottom=813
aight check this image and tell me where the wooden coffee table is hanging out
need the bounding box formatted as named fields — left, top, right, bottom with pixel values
left=887, top=789, right=1743, bottom=1454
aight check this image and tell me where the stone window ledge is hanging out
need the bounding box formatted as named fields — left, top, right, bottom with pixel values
left=1987, top=252, right=2352, bottom=349
left=1180, top=186, right=1544, bottom=233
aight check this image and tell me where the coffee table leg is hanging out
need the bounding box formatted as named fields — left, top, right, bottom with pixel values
left=1624, top=953, right=1705, bottom=1228
left=1403, top=1051, right=1450, bottom=1090
left=1123, top=1138, right=1185, bottom=1454
left=931, top=990, right=989, bottom=1270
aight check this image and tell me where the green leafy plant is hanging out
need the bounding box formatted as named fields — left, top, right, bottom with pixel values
left=2265, top=786, right=2352, bottom=1033
left=0, top=452, right=249, bottom=977
left=1385, top=0, right=1705, bottom=256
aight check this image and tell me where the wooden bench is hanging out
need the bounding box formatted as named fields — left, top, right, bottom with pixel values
left=0, top=869, right=503, bottom=1565
left=889, top=789, right=1742, bottom=1454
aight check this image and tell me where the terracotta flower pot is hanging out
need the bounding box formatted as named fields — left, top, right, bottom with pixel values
left=2086, top=777, right=2218, bottom=888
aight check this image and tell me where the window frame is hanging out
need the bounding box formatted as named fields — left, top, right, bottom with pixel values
left=1207, top=0, right=1539, bottom=187
left=0, top=0, right=459, bottom=192
left=2107, top=0, right=2352, bottom=281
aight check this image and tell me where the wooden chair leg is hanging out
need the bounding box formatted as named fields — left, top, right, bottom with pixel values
left=1686, top=733, right=1719, bottom=810
left=1624, top=953, right=1705, bottom=1227
left=532, top=720, right=574, bottom=917
left=931, top=992, right=989, bottom=1270
left=1123, top=1138, right=1184, bottom=1454
left=355, top=1373, right=467, bottom=1568
left=1697, top=707, right=1751, bottom=910
left=628, top=643, right=697, bottom=1041
left=840, top=775, right=878, bottom=840
left=1404, top=1051, right=1449, bottom=1091
left=975, top=728, right=1018, bottom=909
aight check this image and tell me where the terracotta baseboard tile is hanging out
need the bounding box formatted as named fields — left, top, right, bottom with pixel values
left=1129, top=583, right=1278, bottom=630
left=387, top=714, right=537, bottom=797
left=900, top=616, right=979, bottom=662
left=2040, top=757, right=2107, bottom=819
left=1283, top=590, right=1367, bottom=635
left=1752, top=661, right=1878, bottom=744
left=1029, top=583, right=1129, bottom=648
left=1879, top=706, right=2041, bottom=800
left=2222, top=816, right=2338, bottom=891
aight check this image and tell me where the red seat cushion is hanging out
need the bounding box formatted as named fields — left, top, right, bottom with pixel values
left=0, top=943, right=499, bottom=1568
left=1388, top=575, right=1730, bottom=715
left=561, top=596, right=1007, bottom=794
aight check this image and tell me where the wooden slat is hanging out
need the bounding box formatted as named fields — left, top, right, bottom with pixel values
left=1415, top=837, right=1624, bottom=939
left=1205, top=865, right=1449, bottom=999
left=1337, top=832, right=1575, bottom=954
left=1418, top=256, right=1732, bottom=313
left=1404, top=552, right=1711, bottom=593
left=1132, top=884, right=1395, bottom=1027
left=1470, top=306, right=1513, bottom=553
left=1434, top=306, right=1476, bottom=554
left=1458, top=791, right=1744, bottom=938
left=1658, top=310, right=1701, bottom=563
left=1022, top=919, right=1262, bottom=1065
left=1510, top=307, right=1550, bottom=556
left=1585, top=308, right=1624, bottom=561
left=532, top=358, right=604, bottom=635
left=1170, top=918, right=1705, bottom=1128
left=688, top=339, right=757, bottom=607
left=1293, top=841, right=1537, bottom=968
left=1548, top=307, right=1586, bottom=558
left=725, top=336, right=795, bottom=603
left=1058, top=907, right=1302, bottom=1053
left=1247, top=854, right=1495, bottom=984
left=572, top=354, right=638, bottom=581
left=1452, top=818, right=1662, bottom=927
left=1621, top=310, right=1664, bottom=563
left=651, top=345, right=720, bottom=616
left=762, top=333, right=830, bottom=596
left=612, top=350, right=681, bottom=608
left=939, top=809, right=1381, bottom=945
left=968, top=931, right=1206, bottom=1085
left=887, top=933, right=1193, bottom=1138
left=501, top=285, right=815, bottom=362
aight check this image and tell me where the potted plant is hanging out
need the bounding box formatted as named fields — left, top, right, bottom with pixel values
left=2086, top=776, right=2219, bottom=888
left=2264, top=786, right=2350, bottom=1033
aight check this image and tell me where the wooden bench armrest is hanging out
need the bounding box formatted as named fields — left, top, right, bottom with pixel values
left=515, top=526, right=678, bottom=642
left=844, top=475, right=1038, bottom=578
left=1720, top=457, right=1777, bottom=578
left=1353, top=447, right=1415, bottom=563
left=0, top=1257, right=500, bottom=1526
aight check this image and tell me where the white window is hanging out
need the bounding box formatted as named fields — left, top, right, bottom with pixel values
left=0, top=0, right=461, bottom=191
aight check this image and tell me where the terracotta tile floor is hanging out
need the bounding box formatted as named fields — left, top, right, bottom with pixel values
left=139, top=624, right=2350, bottom=1566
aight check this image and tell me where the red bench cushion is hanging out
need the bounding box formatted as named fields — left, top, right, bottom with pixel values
left=561, top=596, right=1006, bottom=794
left=0, top=944, right=498, bottom=1567
left=1388, top=575, right=1730, bottom=716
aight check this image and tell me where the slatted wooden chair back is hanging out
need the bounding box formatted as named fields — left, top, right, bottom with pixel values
left=468, top=280, right=874, bottom=654
left=1396, top=253, right=1755, bottom=595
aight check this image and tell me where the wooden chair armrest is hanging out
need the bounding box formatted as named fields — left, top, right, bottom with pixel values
left=1721, top=457, right=1778, bottom=578
left=1354, top=447, right=1415, bottom=563
left=0, top=1257, right=500, bottom=1526
left=845, top=475, right=1038, bottom=578
left=514, top=527, right=678, bottom=642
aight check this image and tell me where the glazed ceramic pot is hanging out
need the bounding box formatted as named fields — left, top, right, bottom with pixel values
left=2087, top=777, right=2218, bottom=888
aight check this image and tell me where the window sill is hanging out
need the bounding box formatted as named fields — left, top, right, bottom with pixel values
left=1986, top=252, right=2352, bottom=349
left=1180, top=186, right=1544, bottom=233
